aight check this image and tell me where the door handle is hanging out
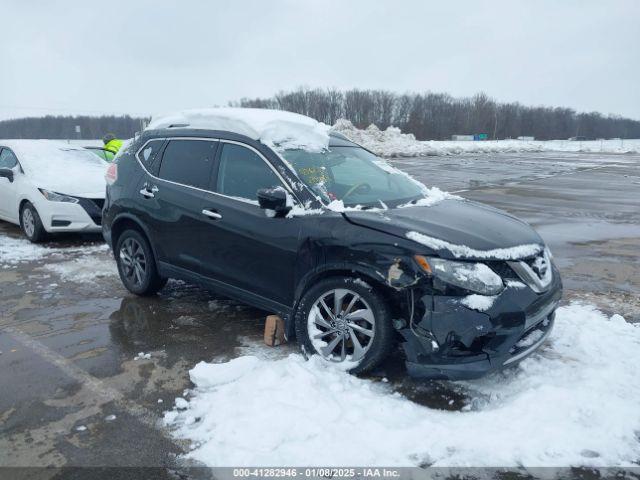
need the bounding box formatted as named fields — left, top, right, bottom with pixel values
left=139, top=185, right=158, bottom=198
left=202, top=209, right=222, bottom=220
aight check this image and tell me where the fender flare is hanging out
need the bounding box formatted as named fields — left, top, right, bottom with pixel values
left=294, top=262, right=389, bottom=302
left=286, top=262, right=392, bottom=339
left=109, top=213, right=160, bottom=264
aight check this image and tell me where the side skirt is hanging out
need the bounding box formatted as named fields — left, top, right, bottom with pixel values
left=158, top=261, right=293, bottom=318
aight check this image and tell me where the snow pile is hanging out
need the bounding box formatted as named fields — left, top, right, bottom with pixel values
left=0, top=234, right=108, bottom=265
left=148, top=108, right=331, bottom=152
left=333, top=119, right=438, bottom=157
left=332, top=119, right=640, bottom=157
left=164, top=304, right=640, bottom=467
left=406, top=231, right=542, bottom=260
left=1, top=140, right=108, bottom=196
left=41, top=256, right=117, bottom=283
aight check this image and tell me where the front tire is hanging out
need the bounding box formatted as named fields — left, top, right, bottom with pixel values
left=295, top=277, right=393, bottom=374
left=115, top=229, right=167, bottom=296
left=20, top=202, right=47, bottom=243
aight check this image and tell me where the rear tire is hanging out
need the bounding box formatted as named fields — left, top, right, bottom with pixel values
left=20, top=202, right=47, bottom=243
left=115, top=229, right=167, bottom=296
left=295, top=277, right=393, bottom=375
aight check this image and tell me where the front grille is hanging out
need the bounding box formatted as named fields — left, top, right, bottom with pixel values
left=507, top=250, right=553, bottom=293
left=77, top=198, right=103, bottom=225
left=522, top=254, right=546, bottom=275
left=91, top=198, right=105, bottom=210
left=487, top=261, right=518, bottom=280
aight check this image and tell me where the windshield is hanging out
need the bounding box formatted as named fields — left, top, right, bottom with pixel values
left=281, top=146, right=424, bottom=206
left=86, top=148, right=116, bottom=162
left=59, top=149, right=108, bottom=166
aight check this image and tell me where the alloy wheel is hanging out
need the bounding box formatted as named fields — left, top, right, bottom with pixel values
left=22, top=208, right=35, bottom=238
left=307, top=288, right=376, bottom=363
left=119, top=237, right=147, bottom=287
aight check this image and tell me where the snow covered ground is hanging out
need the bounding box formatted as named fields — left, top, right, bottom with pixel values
left=332, top=120, right=640, bottom=157
left=0, top=234, right=116, bottom=284
left=164, top=304, right=640, bottom=468
left=41, top=255, right=117, bottom=283
left=0, top=234, right=108, bottom=266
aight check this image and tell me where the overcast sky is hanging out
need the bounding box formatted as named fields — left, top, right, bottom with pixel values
left=1, top=0, right=638, bottom=121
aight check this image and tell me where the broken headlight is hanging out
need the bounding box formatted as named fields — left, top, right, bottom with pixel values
left=414, top=256, right=504, bottom=295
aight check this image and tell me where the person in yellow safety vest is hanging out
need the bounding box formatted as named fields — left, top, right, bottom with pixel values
left=103, top=134, right=124, bottom=154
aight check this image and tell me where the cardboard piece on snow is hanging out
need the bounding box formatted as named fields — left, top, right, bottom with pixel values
left=264, top=315, right=286, bottom=346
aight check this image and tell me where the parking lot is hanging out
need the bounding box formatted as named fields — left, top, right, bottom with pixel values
left=1, top=150, right=639, bottom=475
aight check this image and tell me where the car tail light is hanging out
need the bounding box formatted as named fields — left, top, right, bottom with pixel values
left=105, top=163, right=117, bottom=185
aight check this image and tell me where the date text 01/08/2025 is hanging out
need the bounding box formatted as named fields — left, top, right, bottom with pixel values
left=232, top=468, right=401, bottom=477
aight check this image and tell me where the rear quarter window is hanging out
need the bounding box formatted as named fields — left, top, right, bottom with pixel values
left=0, top=148, right=19, bottom=169
left=136, top=139, right=166, bottom=175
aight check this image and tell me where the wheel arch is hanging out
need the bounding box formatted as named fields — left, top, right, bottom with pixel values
left=18, top=199, right=31, bottom=226
left=18, top=190, right=44, bottom=221
left=288, top=264, right=404, bottom=340
left=18, top=195, right=37, bottom=217
left=110, top=214, right=159, bottom=264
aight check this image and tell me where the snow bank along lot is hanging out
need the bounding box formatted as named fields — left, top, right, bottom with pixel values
left=333, top=119, right=640, bottom=157
left=0, top=234, right=116, bottom=282
left=77, top=120, right=640, bottom=161
left=0, top=234, right=109, bottom=266
left=165, top=304, right=640, bottom=468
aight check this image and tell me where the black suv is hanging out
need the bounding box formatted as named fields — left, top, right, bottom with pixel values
left=103, top=110, right=562, bottom=379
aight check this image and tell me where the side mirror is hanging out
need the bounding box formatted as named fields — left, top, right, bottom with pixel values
left=257, top=187, right=291, bottom=217
left=0, top=168, right=14, bottom=183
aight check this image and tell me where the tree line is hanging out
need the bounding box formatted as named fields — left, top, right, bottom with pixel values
left=0, top=115, right=147, bottom=140
left=1, top=89, right=638, bottom=141
left=233, top=88, right=640, bottom=140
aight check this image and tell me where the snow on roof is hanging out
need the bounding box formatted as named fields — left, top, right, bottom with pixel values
left=1, top=140, right=108, bottom=197
left=147, top=108, right=331, bottom=152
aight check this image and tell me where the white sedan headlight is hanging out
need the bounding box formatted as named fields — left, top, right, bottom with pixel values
left=39, top=188, right=79, bottom=203
left=415, top=256, right=504, bottom=295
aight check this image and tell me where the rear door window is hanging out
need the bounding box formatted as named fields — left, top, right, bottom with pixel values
left=158, top=139, right=217, bottom=189
left=0, top=148, right=18, bottom=169
left=215, top=143, right=283, bottom=201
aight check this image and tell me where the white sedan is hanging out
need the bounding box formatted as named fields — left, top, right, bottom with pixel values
left=0, top=140, right=108, bottom=242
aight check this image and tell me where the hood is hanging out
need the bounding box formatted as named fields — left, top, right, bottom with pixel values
left=344, top=199, right=544, bottom=260
left=33, top=170, right=106, bottom=199
left=4, top=140, right=107, bottom=199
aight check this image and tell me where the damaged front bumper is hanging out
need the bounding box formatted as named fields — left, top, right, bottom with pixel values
left=400, top=265, right=563, bottom=380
